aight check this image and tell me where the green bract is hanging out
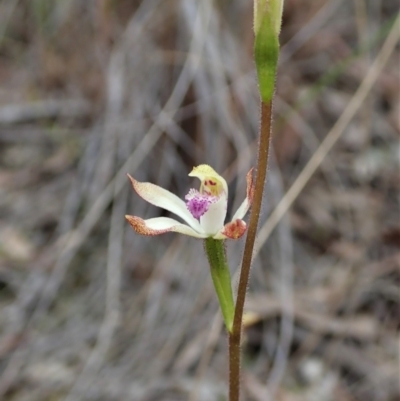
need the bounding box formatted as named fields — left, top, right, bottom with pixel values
left=253, top=0, right=283, bottom=102
left=254, top=0, right=284, bottom=36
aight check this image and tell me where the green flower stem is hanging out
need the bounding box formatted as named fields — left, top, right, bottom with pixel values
left=204, top=238, right=235, bottom=333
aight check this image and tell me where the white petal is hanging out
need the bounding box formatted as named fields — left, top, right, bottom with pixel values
left=199, top=195, right=227, bottom=236
left=125, top=216, right=207, bottom=238
left=128, top=175, right=202, bottom=231
left=231, top=198, right=250, bottom=221
left=231, top=168, right=254, bottom=221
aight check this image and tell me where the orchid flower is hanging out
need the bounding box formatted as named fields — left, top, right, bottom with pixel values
left=125, top=164, right=254, bottom=240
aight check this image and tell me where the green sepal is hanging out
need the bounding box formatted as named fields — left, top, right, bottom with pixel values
left=254, top=10, right=280, bottom=103
left=204, top=238, right=235, bottom=333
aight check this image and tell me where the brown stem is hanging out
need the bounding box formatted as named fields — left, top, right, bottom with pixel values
left=228, top=327, right=241, bottom=400
left=229, top=101, right=273, bottom=401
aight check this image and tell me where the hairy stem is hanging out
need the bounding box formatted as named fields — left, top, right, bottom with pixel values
left=229, top=101, right=273, bottom=401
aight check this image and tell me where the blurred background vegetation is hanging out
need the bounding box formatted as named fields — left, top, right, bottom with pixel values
left=0, top=1, right=398, bottom=400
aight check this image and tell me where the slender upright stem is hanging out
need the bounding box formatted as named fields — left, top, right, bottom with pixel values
left=229, top=101, right=273, bottom=401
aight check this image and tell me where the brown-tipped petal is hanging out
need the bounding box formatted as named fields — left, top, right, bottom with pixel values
left=125, top=215, right=168, bottom=236
left=125, top=215, right=207, bottom=238
left=216, top=219, right=247, bottom=240
left=127, top=174, right=201, bottom=231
